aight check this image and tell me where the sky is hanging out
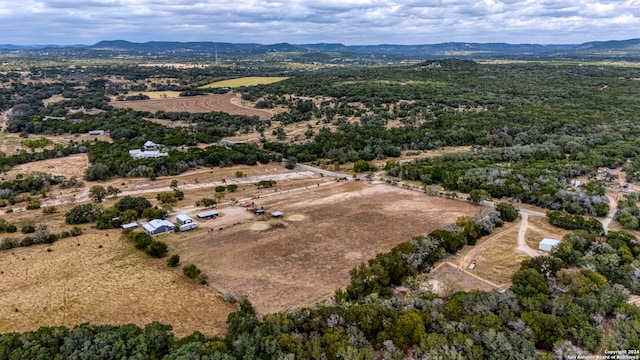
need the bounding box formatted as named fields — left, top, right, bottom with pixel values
left=1, top=0, right=639, bottom=45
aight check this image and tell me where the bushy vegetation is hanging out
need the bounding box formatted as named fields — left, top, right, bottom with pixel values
left=547, top=210, right=604, bottom=233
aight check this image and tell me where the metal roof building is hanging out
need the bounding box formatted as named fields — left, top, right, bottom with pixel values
left=197, top=210, right=219, bottom=219
left=539, top=238, right=561, bottom=252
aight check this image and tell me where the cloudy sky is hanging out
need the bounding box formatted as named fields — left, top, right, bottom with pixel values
left=1, top=0, right=638, bottom=45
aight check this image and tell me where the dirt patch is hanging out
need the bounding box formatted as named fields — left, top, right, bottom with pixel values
left=450, top=219, right=531, bottom=288
left=0, top=230, right=234, bottom=337
left=111, top=93, right=273, bottom=120
left=250, top=222, right=271, bottom=231
left=166, top=181, right=479, bottom=314
left=287, top=214, right=307, bottom=221
left=429, top=262, right=496, bottom=293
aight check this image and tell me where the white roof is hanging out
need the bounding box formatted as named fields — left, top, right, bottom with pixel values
left=121, top=222, right=138, bottom=229
left=143, top=219, right=174, bottom=232
left=540, top=238, right=561, bottom=246
left=144, top=140, right=157, bottom=147
left=270, top=211, right=284, bottom=217
left=176, top=214, right=192, bottom=222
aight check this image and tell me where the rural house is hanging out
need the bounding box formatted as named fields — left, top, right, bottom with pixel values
left=143, top=219, right=175, bottom=236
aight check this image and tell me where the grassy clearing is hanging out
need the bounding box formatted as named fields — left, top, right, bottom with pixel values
left=139, top=91, right=182, bottom=99
left=199, top=77, right=288, bottom=89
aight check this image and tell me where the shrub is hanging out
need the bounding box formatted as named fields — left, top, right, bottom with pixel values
left=20, top=237, right=33, bottom=247
left=70, top=226, right=83, bottom=236
left=65, top=204, right=102, bottom=224
left=215, top=186, right=226, bottom=193
left=183, top=264, right=202, bottom=279
left=496, top=202, right=519, bottom=222
left=42, top=206, right=57, bottom=214
left=21, top=224, right=36, bottom=234
left=26, top=198, right=41, bottom=210
left=145, top=240, right=168, bottom=258
left=6, top=224, right=17, bottom=233
left=167, top=254, right=180, bottom=267
left=0, top=238, right=18, bottom=251
left=134, top=232, right=153, bottom=250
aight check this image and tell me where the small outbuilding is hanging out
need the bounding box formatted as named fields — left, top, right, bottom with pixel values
left=88, top=130, right=105, bottom=136
left=197, top=210, right=219, bottom=219
left=176, top=214, right=193, bottom=225
left=270, top=211, right=284, bottom=218
left=121, top=222, right=138, bottom=230
left=539, top=238, right=561, bottom=252
left=143, top=219, right=175, bottom=236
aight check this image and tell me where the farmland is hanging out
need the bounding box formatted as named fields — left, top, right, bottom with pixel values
left=199, top=76, right=289, bottom=88
left=166, top=180, right=479, bottom=314
left=0, top=229, right=234, bottom=337
left=111, top=93, right=273, bottom=119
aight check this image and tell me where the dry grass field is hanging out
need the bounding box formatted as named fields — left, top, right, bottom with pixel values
left=0, top=229, right=234, bottom=337
left=139, top=91, right=182, bottom=99
left=429, top=262, right=496, bottom=293
left=111, top=93, right=273, bottom=120
left=2, top=153, right=89, bottom=180
left=199, top=77, right=288, bottom=88
left=445, top=220, right=527, bottom=289
left=163, top=180, right=479, bottom=314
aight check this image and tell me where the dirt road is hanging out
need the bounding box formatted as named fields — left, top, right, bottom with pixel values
left=517, top=213, right=545, bottom=257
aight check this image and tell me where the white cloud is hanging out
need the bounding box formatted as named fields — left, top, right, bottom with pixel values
left=0, top=0, right=638, bottom=45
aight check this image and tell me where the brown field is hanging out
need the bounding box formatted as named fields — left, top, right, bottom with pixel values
left=111, top=93, right=273, bottom=120
left=2, top=153, right=89, bottom=180
left=163, top=180, right=479, bottom=314
left=448, top=219, right=529, bottom=288
left=0, top=229, right=234, bottom=337
left=525, top=216, right=569, bottom=249
left=429, top=262, right=496, bottom=293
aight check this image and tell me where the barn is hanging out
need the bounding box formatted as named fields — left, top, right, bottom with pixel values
left=143, top=219, right=175, bottom=236
left=176, top=214, right=193, bottom=225
left=539, top=238, right=561, bottom=252
left=197, top=210, right=219, bottom=219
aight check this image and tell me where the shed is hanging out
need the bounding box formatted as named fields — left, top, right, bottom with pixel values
left=121, top=222, right=138, bottom=230
left=143, top=219, right=175, bottom=236
left=539, top=238, right=561, bottom=252
left=88, top=130, right=105, bottom=135
left=270, top=211, right=284, bottom=217
left=197, top=210, right=219, bottom=219
left=176, top=214, right=193, bottom=225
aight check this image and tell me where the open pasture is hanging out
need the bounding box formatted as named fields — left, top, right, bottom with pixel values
left=199, top=76, right=288, bottom=88
left=165, top=180, right=479, bottom=314
left=0, top=229, right=234, bottom=337
left=111, top=93, right=273, bottom=120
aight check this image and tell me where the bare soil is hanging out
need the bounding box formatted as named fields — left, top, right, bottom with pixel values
left=429, top=262, right=496, bottom=293
left=111, top=93, right=273, bottom=120
left=164, top=180, right=479, bottom=314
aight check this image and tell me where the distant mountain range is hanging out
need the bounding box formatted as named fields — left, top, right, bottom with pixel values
left=2, top=39, right=640, bottom=59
